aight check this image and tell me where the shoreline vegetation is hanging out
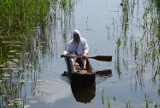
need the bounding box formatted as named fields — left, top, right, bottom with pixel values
left=0, top=0, right=74, bottom=107
left=0, top=1, right=50, bottom=107
left=0, top=0, right=50, bottom=36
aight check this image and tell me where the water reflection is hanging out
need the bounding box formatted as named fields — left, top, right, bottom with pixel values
left=46, top=1, right=75, bottom=57
left=1, top=0, right=160, bottom=107
left=70, top=70, right=112, bottom=103
left=96, top=69, right=112, bottom=77
left=71, top=83, right=95, bottom=103
left=96, top=69, right=112, bottom=84
left=36, top=80, right=71, bottom=103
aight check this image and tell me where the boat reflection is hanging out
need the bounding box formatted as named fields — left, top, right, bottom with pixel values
left=96, top=69, right=112, bottom=77
left=71, top=82, right=96, bottom=103
left=71, top=69, right=112, bottom=103
left=96, top=69, right=112, bottom=84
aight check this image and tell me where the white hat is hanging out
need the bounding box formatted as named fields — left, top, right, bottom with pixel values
left=73, top=29, right=81, bottom=37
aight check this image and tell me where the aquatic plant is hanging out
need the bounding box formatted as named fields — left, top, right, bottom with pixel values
left=115, top=37, right=122, bottom=77
left=125, top=99, right=131, bottom=108
left=100, top=89, right=111, bottom=108
left=151, top=46, right=157, bottom=60
left=157, top=30, right=160, bottom=40
left=60, top=0, right=67, bottom=11
left=0, top=1, right=54, bottom=108
left=0, top=47, right=2, bottom=59
left=0, top=0, right=50, bottom=35
left=120, top=0, right=129, bottom=38
left=144, top=93, right=160, bottom=108
left=116, top=37, right=122, bottom=47
left=134, top=42, right=139, bottom=59
left=60, top=0, right=73, bottom=12
left=107, top=97, right=111, bottom=108
left=101, top=89, right=105, bottom=105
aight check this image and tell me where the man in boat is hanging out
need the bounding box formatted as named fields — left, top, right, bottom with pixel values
left=64, top=29, right=89, bottom=70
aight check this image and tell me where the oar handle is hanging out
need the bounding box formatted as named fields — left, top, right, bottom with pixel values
left=61, top=54, right=83, bottom=58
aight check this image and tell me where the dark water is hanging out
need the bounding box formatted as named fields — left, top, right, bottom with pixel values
left=1, top=0, right=160, bottom=108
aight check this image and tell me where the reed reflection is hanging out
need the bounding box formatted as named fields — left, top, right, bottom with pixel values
left=46, top=0, right=75, bottom=57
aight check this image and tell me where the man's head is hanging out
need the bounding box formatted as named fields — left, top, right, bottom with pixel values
left=73, top=29, right=81, bottom=42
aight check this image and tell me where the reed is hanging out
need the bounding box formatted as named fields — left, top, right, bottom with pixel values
left=125, top=99, right=131, bottom=108
left=107, top=97, right=111, bottom=108
left=60, top=0, right=67, bottom=11
left=116, top=37, right=122, bottom=47
left=0, top=0, right=50, bottom=35
left=0, top=1, right=51, bottom=107
left=151, top=46, right=157, bottom=60
left=60, top=0, right=74, bottom=13
left=158, top=30, right=160, bottom=40
left=0, top=47, right=2, bottom=59
left=101, top=89, right=105, bottom=105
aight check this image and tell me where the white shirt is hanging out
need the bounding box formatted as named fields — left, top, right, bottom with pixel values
left=66, top=37, right=89, bottom=55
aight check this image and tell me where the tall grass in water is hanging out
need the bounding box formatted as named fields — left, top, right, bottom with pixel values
left=0, top=0, right=50, bottom=36
left=59, top=0, right=74, bottom=30
left=0, top=1, right=50, bottom=107
left=101, top=89, right=111, bottom=108
left=60, top=0, right=73, bottom=12
left=115, top=37, right=122, bottom=77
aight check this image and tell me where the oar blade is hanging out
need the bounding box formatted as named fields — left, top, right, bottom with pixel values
left=89, top=55, right=112, bottom=62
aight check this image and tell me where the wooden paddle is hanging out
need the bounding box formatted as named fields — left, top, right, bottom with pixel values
left=61, top=54, right=112, bottom=62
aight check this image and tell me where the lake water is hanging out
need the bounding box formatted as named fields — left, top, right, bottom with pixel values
left=31, top=0, right=159, bottom=108
left=2, top=0, right=159, bottom=108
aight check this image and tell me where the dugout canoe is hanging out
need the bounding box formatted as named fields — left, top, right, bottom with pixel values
left=64, top=57, right=96, bottom=85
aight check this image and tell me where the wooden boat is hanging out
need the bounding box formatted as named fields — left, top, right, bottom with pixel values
left=64, top=57, right=96, bottom=86
left=61, top=54, right=112, bottom=85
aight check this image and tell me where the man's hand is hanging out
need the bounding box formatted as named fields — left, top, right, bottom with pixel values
left=82, top=52, right=88, bottom=58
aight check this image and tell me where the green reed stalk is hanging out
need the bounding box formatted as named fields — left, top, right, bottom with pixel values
left=107, top=97, right=111, bottom=108
left=0, top=0, right=50, bottom=35
left=158, top=70, right=160, bottom=76
left=151, top=46, right=157, bottom=60
left=116, top=37, right=122, bottom=47
left=60, top=0, right=67, bottom=11
left=0, top=47, right=2, bottom=59
left=101, top=89, right=105, bottom=105
left=60, top=0, right=74, bottom=13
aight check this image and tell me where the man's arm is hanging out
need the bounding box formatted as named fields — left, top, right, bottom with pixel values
left=83, top=39, right=89, bottom=56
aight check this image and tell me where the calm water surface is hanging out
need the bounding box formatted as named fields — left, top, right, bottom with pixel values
left=21, top=0, right=159, bottom=108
